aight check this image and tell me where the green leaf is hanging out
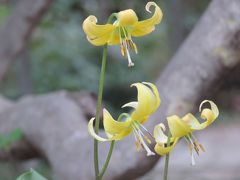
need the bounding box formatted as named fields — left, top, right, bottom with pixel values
left=16, top=169, right=47, bottom=180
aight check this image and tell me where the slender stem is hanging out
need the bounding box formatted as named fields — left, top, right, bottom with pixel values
left=94, top=45, right=108, bottom=179
left=163, top=132, right=171, bottom=180
left=99, top=141, right=115, bottom=179
left=93, top=13, right=117, bottom=180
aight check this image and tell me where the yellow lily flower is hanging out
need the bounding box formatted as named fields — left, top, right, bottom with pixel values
left=82, top=2, right=163, bottom=67
left=167, top=100, right=219, bottom=137
left=154, top=123, right=179, bottom=156
left=154, top=100, right=219, bottom=165
left=88, top=82, right=160, bottom=156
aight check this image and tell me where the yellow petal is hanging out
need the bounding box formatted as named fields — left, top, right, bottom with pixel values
left=131, top=2, right=163, bottom=37
left=108, top=30, right=121, bottom=45
left=82, top=15, right=115, bottom=46
left=154, top=123, right=168, bottom=144
left=182, top=100, right=219, bottom=131
left=103, top=109, right=132, bottom=137
left=88, top=118, right=112, bottom=141
left=143, top=82, right=161, bottom=108
left=122, top=101, right=138, bottom=109
left=130, top=82, right=160, bottom=124
left=88, top=117, right=132, bottom=141
left=117, top=9, right=138, bottom=26
left=167, top=115, right=192, bottom=138
left=199, top=100, right=219, bottom=121
left=154, top=137, right=179, bottom=156
left=153, top=123, right=179, bottom=156
left=182, top=113, right=202, bottom=130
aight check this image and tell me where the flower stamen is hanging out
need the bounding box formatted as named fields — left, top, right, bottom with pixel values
left=132, top=122, right=155, bottom=156
left=199, top=143, right=205, bottom=152
left=118, top=27, right=138, bottom=67
left=185, top=133, right=206, bottom=165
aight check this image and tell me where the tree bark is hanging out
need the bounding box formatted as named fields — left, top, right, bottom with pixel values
left=104, top=0, right=240, bottom=179
left=17, top=48, right=33, bottom=95
left=0, top=0, right=52, bottom=82
left=1, top=0, right=240, bottom=179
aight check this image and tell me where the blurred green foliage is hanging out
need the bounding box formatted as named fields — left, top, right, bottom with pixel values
left=0, top=129, right=23, bottom=150
left=0, top=4, right=10, bottom=26
left=0, top=0, right=209, bottom=112
left=0, top=0, right=211, bottom=179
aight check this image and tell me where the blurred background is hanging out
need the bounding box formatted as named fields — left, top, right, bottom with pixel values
left=0, top=0, right=240, bottom=179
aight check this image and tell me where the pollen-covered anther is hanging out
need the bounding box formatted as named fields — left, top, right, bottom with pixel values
left=199, top=143, right=205, bottom=152
left=135, top=140, right=141, bottom=151
left=193, top=142, right=200, bottom=155
left=144, top=135, right=152, bottom=144
left=127, top=39, right=138, bottom=54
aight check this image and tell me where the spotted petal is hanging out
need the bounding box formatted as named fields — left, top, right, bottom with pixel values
left=131, top=2, right=163, bottom=37
left=82, top=15, right=115, bottom=46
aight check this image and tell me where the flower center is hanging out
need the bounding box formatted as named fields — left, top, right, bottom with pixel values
left=118, top=27, right=138, bottom=67
left=131, top=121, right=155, bottom=156
left=185, top=134, right=205, bottom=165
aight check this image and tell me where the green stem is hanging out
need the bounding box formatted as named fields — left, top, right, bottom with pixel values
left=99, top=141, right=115, bottom=179
left=93, top=13, right=117, bottom=180
left=163, top=132, right=171, bottom=180
left=94, top=45, right=108, bottom=179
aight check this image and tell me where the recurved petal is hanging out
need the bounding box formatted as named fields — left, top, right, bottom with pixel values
left=88, top=118, right=112, bottom=141
left=122, top=101, right=138, bottom=109
left=154, top=123, right=168, bottom=144
left=103, top=109, right=132, bottom=136
left=88, top=118, right=131, bottom=141
left=199, top=100, right=219, bottom=121
left=131, top=2, right=163, bottom=37
left=183, top=100, right=219, bottom=131
left=182, top=113, right=202, bottom=130
left=130, top=82, right=160, bottom=124
left=167, top=115, right=192, bottom=138
left=154, top=137, right=179, bottom=156
left=82, top=15, right=115, bottom=46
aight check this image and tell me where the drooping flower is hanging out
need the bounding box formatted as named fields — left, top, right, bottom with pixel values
left=154, top=100, right=219, bottom=165
left=154, top=123, right=179, bottom=156
left=88, top=82, right=160, bottom=156
left=82, top=2, right=163, bottom=67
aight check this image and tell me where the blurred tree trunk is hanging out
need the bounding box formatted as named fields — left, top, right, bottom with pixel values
left=168, top=0, right=186, bottom=51
left=0, top=0, right=52, bottom=83
left=16, top=48, right=33, bottom=95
